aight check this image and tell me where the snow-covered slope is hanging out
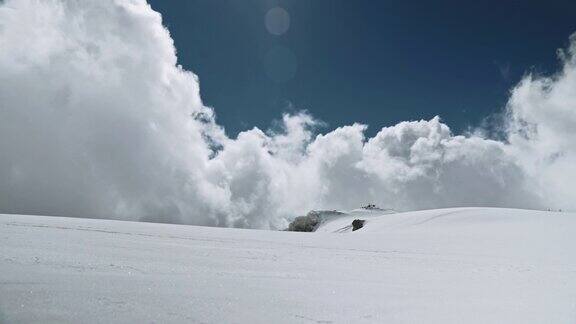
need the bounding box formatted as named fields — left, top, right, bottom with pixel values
left=1, top=208, right=575, bottom=323
left=314, top=207, right=396, bottom=233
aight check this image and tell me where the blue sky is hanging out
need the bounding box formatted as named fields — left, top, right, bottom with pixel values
left=3, top=0, right=576, bottom=223
left=148, top=0, right=576, bottom=137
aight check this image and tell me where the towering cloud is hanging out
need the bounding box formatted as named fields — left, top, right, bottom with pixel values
left=0, top=0, right=574, bottom=228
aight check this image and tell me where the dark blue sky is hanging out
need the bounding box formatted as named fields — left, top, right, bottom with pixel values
left=148, top=0, right=576, bottom=137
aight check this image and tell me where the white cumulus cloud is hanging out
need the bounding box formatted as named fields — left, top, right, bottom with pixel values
left=0, top=0, right=574, bottom=228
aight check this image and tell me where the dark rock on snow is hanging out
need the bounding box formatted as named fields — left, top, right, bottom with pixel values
left=352, top=219, right=365, bottom=231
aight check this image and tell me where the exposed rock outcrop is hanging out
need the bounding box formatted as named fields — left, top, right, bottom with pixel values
left=286, top=210, right=346, bottom=232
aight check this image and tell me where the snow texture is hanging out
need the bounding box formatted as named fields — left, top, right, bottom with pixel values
left=1, top=208, right=575, bottom=323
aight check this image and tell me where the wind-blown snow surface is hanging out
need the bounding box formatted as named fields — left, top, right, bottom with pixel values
left=1, top=208, right=575, bottom=323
